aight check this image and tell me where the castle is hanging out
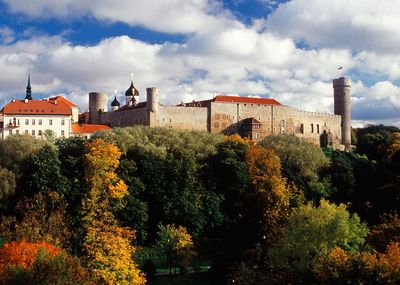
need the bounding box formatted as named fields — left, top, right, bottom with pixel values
left=88, top=77, right=351, bottom=149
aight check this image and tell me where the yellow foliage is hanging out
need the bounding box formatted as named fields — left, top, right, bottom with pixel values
left=84, top=221, right=145, bottom=285
left=224, top=134, right=253, bottom=145
left=246, top=145, right=291, bottom=239
left=83, top=138, right=145, bottom=284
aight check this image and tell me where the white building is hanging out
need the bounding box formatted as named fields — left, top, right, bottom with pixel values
left=0, top=75, right=79, bottom=139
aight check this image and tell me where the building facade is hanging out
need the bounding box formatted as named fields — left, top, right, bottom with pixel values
left=89, top=77, right=350, bottom=148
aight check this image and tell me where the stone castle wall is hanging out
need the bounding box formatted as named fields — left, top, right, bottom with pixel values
left=151, top=105, right=209, bottom=131
left=208, top=101, right=342, bottom=145
left=100, top=107, right=148, bottom=127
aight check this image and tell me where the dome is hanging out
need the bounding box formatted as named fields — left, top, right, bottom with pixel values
left=125, top=80, right=139, bottom=97
left=111, top=95, right=120, bottom=107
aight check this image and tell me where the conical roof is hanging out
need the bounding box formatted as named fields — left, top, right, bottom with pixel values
left=111, top=95, right=120, bottom=107
left=125, top=80, right=139, bottom=97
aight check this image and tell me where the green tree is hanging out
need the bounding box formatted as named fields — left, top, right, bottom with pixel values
left=156, top=224, right=195, bottom=275
left=0, top=167, right=16, bottom=213
left=259, top=134, right=331, bottom=199
left=268, top=199, right=368, bottom=283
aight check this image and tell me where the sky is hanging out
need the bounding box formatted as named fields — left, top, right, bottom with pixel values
left=0, top=0, right=400, bottom=127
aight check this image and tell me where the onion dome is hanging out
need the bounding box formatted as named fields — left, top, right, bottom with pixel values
left=125, top=80, right=139, bottom=97
left=111, top=95, right=120, bottom=107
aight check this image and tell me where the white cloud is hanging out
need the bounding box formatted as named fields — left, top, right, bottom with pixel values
left=1, top=1, right=400, bottom=127
left=265, top=0, right=400, bottom=54
left=2, top=0, right=233, bottom=34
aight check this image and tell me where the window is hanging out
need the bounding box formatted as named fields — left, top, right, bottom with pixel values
left=32, top=130, right=35, bottom=135
left=311, top=124, right=314, bottom=133
left=49, top=119, right=53, bottom=125
left=32, top=119, right=35, bottom=125
left=25, top=119, right=29, bottom=125
left=61, top=130, right=65, bottom=137
left=9, top=129, right=12, bottom=135
left=39, top=119, right=42, bottom=125
left=317, top=124, right=320, bottom=134
left=25, top=130, right=28, bottom=135
left=38, top=130, right=42, bottom=136
left=61, top=119, right=65, bottom=126
left=16, top=130, right=19, bottom=135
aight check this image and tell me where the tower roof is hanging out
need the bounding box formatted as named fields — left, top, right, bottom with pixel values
left=125, top=80, right=139, bottom=97
left=111, top=95, right=120, bottom=107
left=25, top=72, right=32, bottom=100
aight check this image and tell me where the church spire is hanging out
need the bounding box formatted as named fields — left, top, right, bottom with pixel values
left=25, top=69, right=32, bottom=100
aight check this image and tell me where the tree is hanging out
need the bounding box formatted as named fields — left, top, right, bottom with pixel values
left=315, top=242, right=400, bottom=284
left=259, top=134, right=331, bottom=200
left=22, top=144, right=69, bottom=197
left=0, top=240, right=91, bottom=285
left=156, top=224, right=195, bottom=275
left=12, top=192, right=71, bottom=248
left=0, top=167, right=16, bottom=213
left=245, top=145, right=294, bottom=243
left=268, top=200, right=368, bottom=282
left=81, top=138, right=145, bottom=284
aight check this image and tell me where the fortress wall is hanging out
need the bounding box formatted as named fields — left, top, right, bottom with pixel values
left=273, top=106, right=342, bottom=145
left=153, top=106, right=208, bottom=131
left=100, top=107, right=148, bottom=127
left=210, top=101, right=342, bottom=146
left=210, top=101, right=274, bottom=135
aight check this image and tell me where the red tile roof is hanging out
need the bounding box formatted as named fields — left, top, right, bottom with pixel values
left=213, top=95, right=281, bottom=105
left=71, top=124, right=111, bottom=134
left=3, top=99, right=72, bottom=115
left=48, top=96, right=78, bottom=107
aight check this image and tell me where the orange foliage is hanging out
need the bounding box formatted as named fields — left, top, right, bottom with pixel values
left=0, top=240, right=61, bottom=273
left=246, top=145, right=292, bottom=240
left=224, top=134, right=253, bottom=145
left=316, top=242, right=400, bottom=283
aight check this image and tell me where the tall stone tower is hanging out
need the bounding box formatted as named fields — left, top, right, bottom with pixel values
left=88, top=92, right=108, bottom=124
left=146, top=87, right=159, bottom=113
left=333, top=77, right=351, bottom=149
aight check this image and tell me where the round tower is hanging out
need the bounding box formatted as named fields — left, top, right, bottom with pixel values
left=146, top=87, right=159, bottom=113
left=89, top=92, right=108, bottom=124
left=333, top=77, right=351, bottom=149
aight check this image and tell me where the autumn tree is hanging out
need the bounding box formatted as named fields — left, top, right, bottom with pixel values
left=156, top=224, right=195, bottom=275
left=81, top=138, right=145, bottom=285
left=246, top=144, right=294, bottom=243
left=0, top=240, right=90, bottom=285
left=315, top=242, right=400, bottom=284
left=259, top=134, right=331, bottom=200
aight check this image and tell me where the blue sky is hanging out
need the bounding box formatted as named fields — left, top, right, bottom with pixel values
left=0, top=0, right=399, bottom=126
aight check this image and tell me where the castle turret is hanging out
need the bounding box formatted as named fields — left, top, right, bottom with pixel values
left=333, top=77, right=351, bottom=149
left=89, top=92, right=108, bottom=124
left=146, top=87, right=159, bottom=113
left=125, top=80, right=139, bottom=106
left=111, top=95, right=120, bottom=111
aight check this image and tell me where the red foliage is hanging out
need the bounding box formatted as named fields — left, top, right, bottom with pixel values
left=0, top=240, right=61, bottom=273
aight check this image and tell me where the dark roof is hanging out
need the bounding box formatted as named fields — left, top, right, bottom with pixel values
left=118, top=101, right=147, bottom=111
left=125, top=80, right=139, bottom=97
left=111, top=96, right=120, bottom=107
